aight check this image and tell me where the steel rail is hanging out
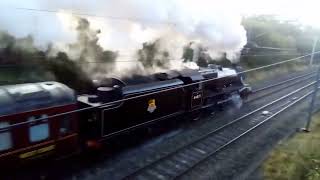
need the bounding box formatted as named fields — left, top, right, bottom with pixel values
left=1, top=51, right=319, bottom=131
left=175, top=89, right=313, bottom=179
left=0, top=68, right=317, bottom=133
left=122, top=81, right=315, bottom=179
left=0, top=69, right=314, bottom=136
left=252, top=71, right=316, bottom=93
left=1, top=52, right=319, bottom=131
left=246, top=73, right=316, bottom=103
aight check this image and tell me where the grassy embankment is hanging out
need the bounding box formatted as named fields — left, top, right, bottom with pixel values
left=243, top=58, right=311, bottom=85
left=0, top=56, right=313, bottom=86
left=264, top=112, right=320, bottom=180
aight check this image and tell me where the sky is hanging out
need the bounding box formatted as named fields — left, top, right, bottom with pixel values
left=0, top=0, right=318, bottom=26
left=0, top=0, right=318, bottom=61
left=237, top=0, right=320, bottom=27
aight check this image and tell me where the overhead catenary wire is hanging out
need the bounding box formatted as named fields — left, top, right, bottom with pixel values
left=242, top=47, right=298, bottom=51
left=240, top=54, right=303, bottom=57
left=7, top=7, right=317, bottom=54
left=11, top=7, right=176, bottom=25
left=1, top=51, right=320, bottom=132
left=174, top=89, right=314, bottom=178
left=7, top=8, right=314, bottom=53
left=122, top=80, right=316, bottom=178
left=3, top=6, right=304, bottom=62
left=0, top=60, right=141, bottom=68
left=0, top=53, right=312, bottom=68
left=0, top=7, right=305, bottom=68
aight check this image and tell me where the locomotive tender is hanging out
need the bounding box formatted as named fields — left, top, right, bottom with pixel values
left=0, top=65, right=251, bottom=166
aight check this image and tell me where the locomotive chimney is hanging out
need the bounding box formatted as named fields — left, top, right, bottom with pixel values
left=97, top=86, right=122, bottom=103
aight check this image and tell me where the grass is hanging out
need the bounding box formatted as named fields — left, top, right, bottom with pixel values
left=0, top=58, right=311, bottom=88
left=244, top=62, right=310, bottom=85
left=263, top=112, right=320, bottom=180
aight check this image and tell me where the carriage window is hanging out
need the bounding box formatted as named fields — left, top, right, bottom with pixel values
left=60, top=115, right=72, bottom=135
left=0, top=122, right=12, bottom=151
left=28, top=115, right=49, bottom=142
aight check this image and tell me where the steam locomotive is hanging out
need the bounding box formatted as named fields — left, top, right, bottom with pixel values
left=0, top=65, right=251, bottom=167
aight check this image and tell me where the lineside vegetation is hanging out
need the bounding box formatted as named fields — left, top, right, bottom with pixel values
left=264, top=112, right=320, bottom=180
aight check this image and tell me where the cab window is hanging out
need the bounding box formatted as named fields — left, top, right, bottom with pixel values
left=0, top=122, right=12, bottom=151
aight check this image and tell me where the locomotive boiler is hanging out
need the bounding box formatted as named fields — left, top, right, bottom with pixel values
left=0, top=65, right=251, bottom=166
left=77, top=65, right=251, bottom=147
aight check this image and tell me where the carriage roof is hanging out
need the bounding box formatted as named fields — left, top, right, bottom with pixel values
left=0, top=82, right=76, bottom=116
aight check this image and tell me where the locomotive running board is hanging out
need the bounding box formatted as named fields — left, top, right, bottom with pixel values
left=99, top=111, right=185, bottom=141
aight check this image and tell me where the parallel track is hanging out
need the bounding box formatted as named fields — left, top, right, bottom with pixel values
left=245, top=71, right=316, bottom=103
left=1, top=71, right=316, bottom=180
left=122, top=80, right=315, bottom=180
left=252, top=71, right=316, bottom=93
left=176, top=89, right=313, bottom=179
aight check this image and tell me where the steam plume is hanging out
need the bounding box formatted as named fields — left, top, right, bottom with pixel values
left=0, top=0, right=247, bottom=71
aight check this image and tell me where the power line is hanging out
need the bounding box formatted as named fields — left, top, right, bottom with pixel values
left=5, top=7, right=304, bottom=56
left=240, top=51, right=320, bottom=72
left=13, top=7, right=175, bottom=25
left=0, top=55, right=311, bottom=68
left=0, top=52, right=311, bottom=68
left=0, top=60, right=139, bottom=68
left=0, top=58, right=181, bottom=68
left=1, top=51, right=320, bottom=132
left=240, top=54, right=303, bottom=57
left=242, top=47, right=297, bottom=51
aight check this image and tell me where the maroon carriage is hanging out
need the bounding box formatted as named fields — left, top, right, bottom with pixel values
left=0, top=82, right=78, bottom=167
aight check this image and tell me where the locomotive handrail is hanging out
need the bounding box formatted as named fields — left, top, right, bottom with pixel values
left=105, top=81, right=316, bottom=142
left=1, top=51, right=320, bottom=132
left=175, top=87, right=314, bottom=179
left=122, top=79, right=184, bottom=95
left=122, top=80, right=316, bottom=179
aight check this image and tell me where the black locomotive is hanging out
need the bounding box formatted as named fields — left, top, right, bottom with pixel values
left=0, top=65, right=251, bottom=166
left=77, top=65, right=251, bottom=147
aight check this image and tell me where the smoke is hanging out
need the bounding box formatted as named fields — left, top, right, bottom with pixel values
left=0, top=0, right=247, bottom=72
left=67, top=17, right=118, bottom=76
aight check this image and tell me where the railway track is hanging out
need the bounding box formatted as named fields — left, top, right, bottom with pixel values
left=252, top=71, right=316, bottom=93
left=121, top=80, right=316, bottom=179
left=1, top=70, right=317, bottom=180
left=70, top=70, right=319, bottom=180
left=245, top=71, right=316, bottom=103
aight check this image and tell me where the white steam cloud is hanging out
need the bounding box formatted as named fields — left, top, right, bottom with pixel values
left=0, top=0, right=247, bottom=68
